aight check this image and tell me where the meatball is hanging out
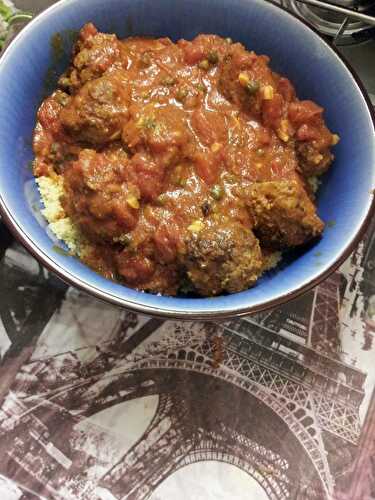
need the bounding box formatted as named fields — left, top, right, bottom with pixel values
left=58, top=23, right=126, bottom=92
left=247, top=180, right=324, bottom=248
left=296, top=142, right=334, bottom=177
left=123, top=104, right=190, bottom=155
left=60, top=73, right=129, bottom=144
left=63, top=147, right=139, bottom=241
left=181, top=219, right=264, bottom=296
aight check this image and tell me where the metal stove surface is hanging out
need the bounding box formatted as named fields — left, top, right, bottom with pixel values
left=282, top=0, right=375, bottom=42
left=279, top=0, right=375, bottom=104
left=340, top=39, right=375, bottom=103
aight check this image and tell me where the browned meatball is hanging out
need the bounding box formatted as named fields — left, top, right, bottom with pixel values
left=296, top=142, right=334, bottom=177
left=247, top=180, right=324, bottom=248
left=59, top=23, right=127, bottom=92
left=63, top=147, right=139, bottom=241
left=181, top=218, right=264, bottom=296
left=60, top=73, right=129, bottom=144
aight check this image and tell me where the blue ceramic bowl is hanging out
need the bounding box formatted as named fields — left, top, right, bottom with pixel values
left=0, top=0, right=374, bottom=319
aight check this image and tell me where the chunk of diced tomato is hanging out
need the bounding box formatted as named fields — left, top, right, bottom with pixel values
left=179, top=40, right=205, bottom=64
left=288, top=100, right=323, bottom=125
left=117, top=255, right=155, bottom=284
left=296, top=124, right=320, bottom=141
left=80, top=23, right=98, bottom=41
left=257, top=126, right=272, bottom=145
left=129, top=153, right=164, bottom=202
left=278, top=77, right=296, bottom=102
left=37, top=97, right=63, bottom=137
left=262, top=93, right=284, bottom=128
left=194, top=152, right=218, bottom=185
left=154, top=223, right=181, bottom=263
left=191, top=110, right=218, bottom=146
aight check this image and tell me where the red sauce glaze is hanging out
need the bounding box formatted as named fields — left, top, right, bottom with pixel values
left=33, top=24, right=338, bottom=296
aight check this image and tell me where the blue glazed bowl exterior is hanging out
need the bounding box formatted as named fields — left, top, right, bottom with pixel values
left=0, top=0, right=374, bottom=319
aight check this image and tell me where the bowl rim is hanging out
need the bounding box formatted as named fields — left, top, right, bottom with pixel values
left=0, top=0, right=374, bottom=320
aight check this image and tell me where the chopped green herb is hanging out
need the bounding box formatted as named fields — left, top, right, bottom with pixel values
left=140, top=90, right=152, bottom=99
left=156, top=194, right=168, bottom=206
left=161, top=75, right=176, bottom=86
left=196, top=83, right=207, bottom=93
left=224, top=173, right=238, bottom=184
left=207, top=51, right=219, bottom=64
left=59, top=76, right=71, bottom=89
left=246, top=80, right=260, bottom=95
left=117, top=234, right=132, bottom=246
left=327, top=220, right=336, bottom=228
left=171, top=164, right=187, bottom=187
left=140, top=116, right=157, bottom=130
left=140, top=51, right=152, bottom=67
left=176, top=87, right=188, bottom=102
left=314, top=251, right=322, bottom=257
left=211, top=184, right=224, bottom=201
left=198, top=59, right=210, bottom=70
